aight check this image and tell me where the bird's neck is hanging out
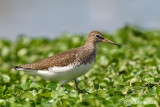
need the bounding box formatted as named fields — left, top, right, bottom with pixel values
left=80, top=41, right=97, bottom=64
left=84, top=41, right=97, bottom=50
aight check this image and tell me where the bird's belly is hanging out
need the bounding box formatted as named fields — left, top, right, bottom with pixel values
left=37, top=62, right=94, bottom=83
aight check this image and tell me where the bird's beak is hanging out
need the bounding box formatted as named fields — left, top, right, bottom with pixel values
left=103, top=38, right=120, bottom=46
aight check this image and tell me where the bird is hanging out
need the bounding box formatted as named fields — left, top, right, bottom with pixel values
left=12, top=31, right=120, bottom=91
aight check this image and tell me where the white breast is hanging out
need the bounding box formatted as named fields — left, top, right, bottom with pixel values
left=36, top=62, right=94, bottom=85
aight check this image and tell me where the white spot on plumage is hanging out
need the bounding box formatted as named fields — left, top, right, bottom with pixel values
left=32, top=62, right=94, bottom=85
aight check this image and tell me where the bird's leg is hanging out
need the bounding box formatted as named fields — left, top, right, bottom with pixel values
left=61, top=84, right=64, bottom=87
left=74, top=79, right=90, bottom=94
left=61, top=80, right=69, bottom=87
left=74, top=79, right=80, bottom=91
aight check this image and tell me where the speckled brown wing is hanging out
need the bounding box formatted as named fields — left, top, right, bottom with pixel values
left=16, top=47, right=81, bottom=70
left=14, top=44, right=97, bottom=71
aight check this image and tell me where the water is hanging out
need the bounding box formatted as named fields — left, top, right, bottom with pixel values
left=0, top=0, right=160, bottom=40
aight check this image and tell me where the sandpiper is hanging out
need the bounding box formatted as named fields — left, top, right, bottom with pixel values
left=12, top=31, right=120, bottom=91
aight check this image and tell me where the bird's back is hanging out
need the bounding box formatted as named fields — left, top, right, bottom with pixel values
left=14, top=46, right=96, bottom=71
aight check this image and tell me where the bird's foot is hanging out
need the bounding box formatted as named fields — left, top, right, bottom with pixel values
left=74, top=79, right=90, bottom=94
left=77, top=89, right=90, bottom=94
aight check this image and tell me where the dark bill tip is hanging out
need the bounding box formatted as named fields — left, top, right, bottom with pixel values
left=105, top=39, right=121, bottom=47
left=112, top=42, right=121, bottom=47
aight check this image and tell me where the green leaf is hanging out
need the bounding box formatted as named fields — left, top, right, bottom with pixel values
left=144, top=77, right=154, bottom=83
left=21, top=92, right=34, bottom=100
left=156, top=85, right=160, bottom=96
left=20, top=80, right=32, bottom=90
left=46, top=82, right=57, bottom=90
left=30, top=82, right=43, bottom=88
left=2, top=75, right=10, bottom=83
left=1, top=27, right=160, bottom=106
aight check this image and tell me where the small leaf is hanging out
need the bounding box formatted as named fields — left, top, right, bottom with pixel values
left=144, top=77, right=154, bottom=83
left=30, top=82, right=43, bottom=88
left=21, top=92, right=34, bottom=100
left=64, top=84, right=72, bottom=89
left=46, top=82, right=57, bottom=90
left=2, top=75, right=10, bottom=83
left=20, top=80, right=32, bottom=90
left=51, top=91, right=59, bottom=99
left=2, top=85, right=6, bottom=93
left=156, top=86, right=160, bottom=96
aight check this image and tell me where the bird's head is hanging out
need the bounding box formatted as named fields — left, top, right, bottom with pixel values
left=87, top=30, right=120, bottom=46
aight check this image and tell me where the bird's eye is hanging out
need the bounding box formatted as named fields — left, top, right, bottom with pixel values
left=96, top=34, right=100, bottom=38
left=95, top=34, right=104, bottom=39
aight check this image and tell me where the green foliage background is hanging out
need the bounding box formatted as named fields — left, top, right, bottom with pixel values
left=0, top=26, right=160, bottom=107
